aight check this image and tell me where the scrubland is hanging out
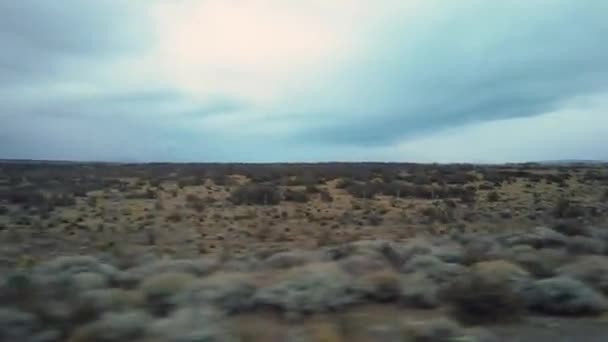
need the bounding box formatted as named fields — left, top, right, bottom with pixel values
left=1, top=161, right=608, bottom=341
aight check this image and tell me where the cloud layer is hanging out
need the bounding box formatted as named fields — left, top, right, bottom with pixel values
left=2, top=0, right=608, bottom=162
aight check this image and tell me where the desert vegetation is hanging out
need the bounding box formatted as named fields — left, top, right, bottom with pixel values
left=1, top=161, right=608, bottom=340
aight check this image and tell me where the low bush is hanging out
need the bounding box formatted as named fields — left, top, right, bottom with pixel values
left=254, top=263, right=365, bottom=314
left=521, top=277, right=608, bottom=315
left=335, top=178, right=356, bottom=189
left=185, top=194, right=206, bottom=212
left=553, top=197, right=585, bottom=219
left=229, top=184, right=281, bottom=205
left=139, top=272, right=197, bottom=316
left=486, top=191, right=500, bottom=202
left=402, top=318, right=467, bottom=342
left=346, top=182, right=381, bottom=199
left=442, top=270, right=525, bottom=323
left=283, top=189, right=309, bottom=203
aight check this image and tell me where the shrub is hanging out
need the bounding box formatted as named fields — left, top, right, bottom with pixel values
left=139, top=272, right=197, bottom=316
left=305, top=185, right=320, bottom=193
left=553, top=197, right=585, bottom=218
left=557, top=256, right=608, bottom=294
left=254, top=263, right=365, bottom=314
left=378, top=181, right=413, bottom=198
left=346, top=182, right=381, bottom=199
left=125, top=190, right=156, bottom=200
left=402, top=318, right=465, bottom=342
left=502, top=226, right=567, bottom=249
left=185, top=194, right=206, bottom=212
left=49, top=193, right=77, bottom=207
left=335, top=178, right=356, bottom=189
left=283, top=189, right=309, bottom=203
left=265, top=250, right=320, bottom=269
left=510, top=248, right=568, bottom=278
left=0, top=308, right=50, bottom=341
left=3, top=187, right=44, bottom=205
left=361, top=270, right=402, bottom=302
left=166, top=212, right=182, bottom=223
left=401, top=255, right=466, bottom=285
left=320, top=190, right=334, bottom=202
left=552, top=220, right=589, bottom=236
left=177, top=177, right=202, bottom=188
left=128, top=259, right=217, bottom=278
left=173, top=273, right=257, bottom=313
left=399, top=273, right=440, bottom=309
left=471, top=260, right=531, bottom=287
left=366, top=212, right=384, bottom=226
left=34, top=255, right=118, bottom=280
left=486, top=191, right=500, bottom=202
left=69, top=311, right=151, bottom=342
left=566, top=235, right=606, bottom=255
left=145, top=307, right=233, bottom=342
left=229, top=184, right=281, bottom=205
left=442, top=270, right=525, bottom=324
left=77, top=289, right=145, bottom=315
left=521, top=277, right=608, bottom=315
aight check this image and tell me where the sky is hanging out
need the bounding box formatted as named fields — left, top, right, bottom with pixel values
left=1, top=0, right=608, bottom=163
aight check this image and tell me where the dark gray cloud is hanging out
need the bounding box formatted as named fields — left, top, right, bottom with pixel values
left=289, top=0, right=608, bottom=146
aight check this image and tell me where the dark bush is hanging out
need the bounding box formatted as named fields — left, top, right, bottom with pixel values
left=335, top=178, right=356, bottom=189
left=49, top=193, right=76, bottom=207
left=442, top=272, right=524, bottom=324
left=177, top=177, right=203, bottom=188
left=487, top=191, right=500, bottom=202
left=409, top=173, right=432, bottom=185
left=208, top=174, right=228, bottom=186
left=347, top=182, right=381, bottom=199
left=185, top=194, right=206, bottom=212
left=441, top=172, right=478, bottom=185
left=552, top=220, right=587, bottom=236
left=305, top=185, right=320, bottom=193
left=378, top=181, right=412, bottom=198
left=229, top=184, right=281, bottom=205
left=478, top=183, right=494, bottom=191
left=553, top=197, right=585, bottom=219
left=367, top=213, right=384, bottom=226
left=421, top=204, right=455, bottom=224
left=3, top=187, right=46, bottom=207
left=320, top=190, right=334, bottom=202
left=283, top=189, right=309, bottom=203
left=166, top=212, right=182, bottom=222
left=125, top=189, right=156, bottom=199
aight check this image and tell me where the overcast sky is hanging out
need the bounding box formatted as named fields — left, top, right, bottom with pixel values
left=1, top=1, right=608, bottom=163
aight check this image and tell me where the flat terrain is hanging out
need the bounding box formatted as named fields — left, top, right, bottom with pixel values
left=0, top=161, right=607, bottom=266
left=2, top=161, right=608, bottom=341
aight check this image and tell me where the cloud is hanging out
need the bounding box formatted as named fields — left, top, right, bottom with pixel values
left=384, top=93, right=608, bottom=163
left=1, top=0, right=608, bottom=162
left=0, top=1, right=151, bottom=85
left=282, top=0, right=608, bottom=145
